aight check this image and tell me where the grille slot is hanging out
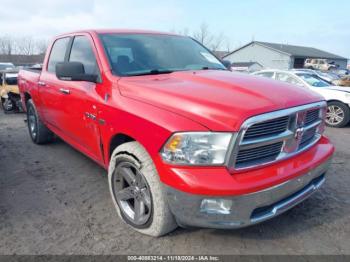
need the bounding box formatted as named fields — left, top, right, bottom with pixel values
left=243, top=116, right=290, bottom=140
left=236, top=142, right=283, bottom=167
left=305, top=109, right=320, bottom=126
left=299, top=127, right=317, bottom=149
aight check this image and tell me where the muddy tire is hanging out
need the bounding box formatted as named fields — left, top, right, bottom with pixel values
left=108, top=141, right=178, bottom=236
left=26, top=99, right=54, bottom=144
left=326, top=101, right=350, bottom=128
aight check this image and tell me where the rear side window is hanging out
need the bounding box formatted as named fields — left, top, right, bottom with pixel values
left=276, top=73, right=304, bottom=87
left=69, top=36, right=98, bottom=75
left=257, top=72, right=274, bottom=78
left=47, top=37, right=70, bottom=73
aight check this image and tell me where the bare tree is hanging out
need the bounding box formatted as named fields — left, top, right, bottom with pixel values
left=209, top=32, right=225, bottom=52
left=0, top=35, right=49, bottom=56
left=192, top=23, right=214, bottom=48
left=191, top=23, right=232, bottom=52
left=16, top=37, right=35, bottom=55
left=0, top=36, right=14, bottom=55
left=35, top=38, right=49, bottom=55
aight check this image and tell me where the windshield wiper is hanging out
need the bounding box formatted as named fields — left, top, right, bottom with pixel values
left=125, top=69, right=174, bottom=76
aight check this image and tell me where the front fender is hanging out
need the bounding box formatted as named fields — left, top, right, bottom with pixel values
left=99, top=91, right=208, bottom=168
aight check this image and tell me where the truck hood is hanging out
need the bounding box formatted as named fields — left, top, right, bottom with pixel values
left=118, top=70, right=323, bottom=131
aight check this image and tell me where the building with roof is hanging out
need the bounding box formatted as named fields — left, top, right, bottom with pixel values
left=223, top=41, right=348, bottom=70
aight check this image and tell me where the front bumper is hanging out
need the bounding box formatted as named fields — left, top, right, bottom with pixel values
left=166, top=157, right=331, bottom=229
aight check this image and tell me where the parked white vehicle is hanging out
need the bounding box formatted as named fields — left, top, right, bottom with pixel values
left=291, top=69, right=341, bottom=85
left=304, top=59, right=336, bottom=71
left=252, top=69, right=350, bottom=127
left=0, top=63, right=15, bottom=71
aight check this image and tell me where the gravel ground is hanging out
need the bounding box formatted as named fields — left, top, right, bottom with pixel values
left=0, top=111, right=349, bottom=255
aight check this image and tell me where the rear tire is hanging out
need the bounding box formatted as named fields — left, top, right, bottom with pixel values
left=108, top=141, right=178, bottom=236
left=1, top=97, right=14, bottom=113
left=26, top=99, right=54, bottom=144
left=326, top=101, right=350, bottom=128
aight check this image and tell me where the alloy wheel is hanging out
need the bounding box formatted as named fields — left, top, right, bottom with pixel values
left=326, top=105, right=345, bottom=126
left=112, top=162, right=152, bottom=226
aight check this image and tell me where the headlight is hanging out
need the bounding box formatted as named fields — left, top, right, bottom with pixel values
left=317, top=104, right=327, bottom=134
left=160, top=132, right=233, bottom=165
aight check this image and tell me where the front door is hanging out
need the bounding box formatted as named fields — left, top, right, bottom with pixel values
left=58, top=34, right=103, bottom=161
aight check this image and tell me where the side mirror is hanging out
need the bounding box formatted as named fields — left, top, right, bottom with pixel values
left=56, top=62, right=98, bottom=83
left=221, top=60, right=231, bottom=70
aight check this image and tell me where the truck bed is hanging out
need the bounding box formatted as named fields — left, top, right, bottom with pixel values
left=18, top=69, right=41, bottom=111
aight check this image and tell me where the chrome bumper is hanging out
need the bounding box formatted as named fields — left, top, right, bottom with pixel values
left=165, top=157, right=331, bottom=229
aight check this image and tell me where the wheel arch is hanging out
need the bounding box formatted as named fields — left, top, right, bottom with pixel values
left=22, top=92, right=32, bottom=111
left=24, top=92, right=31, bottom=103
left=327, top=99, right=349, bottom=107
left=108, top=133, right=136, bottom=159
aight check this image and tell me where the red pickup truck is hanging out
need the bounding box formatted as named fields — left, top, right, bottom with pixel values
left=18, top=29, right=334, bottom=236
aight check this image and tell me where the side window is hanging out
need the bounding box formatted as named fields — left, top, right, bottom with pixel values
left=47, top=37, right=70, bottom=73
left=276, top=73, right=304, bottom=87
left=257, top=72, right=274, bottom=78
left=69, top=36, right=98, bottom=75
left=276, top=73, right=288, bottom=81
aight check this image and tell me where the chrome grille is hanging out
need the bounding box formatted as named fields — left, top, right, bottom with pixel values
left=305, top=109, right=320, bottom=126
left=299, top=126, right=317, bottom=149
left=243, top=116, right=290, bottom=140
left=231, top=102, right=326, bottom=171
left=236, top=142, right=283, bottom=166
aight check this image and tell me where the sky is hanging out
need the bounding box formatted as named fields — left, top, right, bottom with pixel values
left=0, top=0, right=349, bottom=59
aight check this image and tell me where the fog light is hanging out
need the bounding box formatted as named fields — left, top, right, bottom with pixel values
left=200, top=199, right=232, bottom=215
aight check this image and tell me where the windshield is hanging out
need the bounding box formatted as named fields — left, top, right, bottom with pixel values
left=99, top=33, right=226, bottom=76
left=296, top=73, right=331, bottom=87
left=317, top=71, right=340, bottom=80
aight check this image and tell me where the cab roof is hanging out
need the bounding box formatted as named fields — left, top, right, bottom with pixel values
left=57, top=29, right=180, bottom=38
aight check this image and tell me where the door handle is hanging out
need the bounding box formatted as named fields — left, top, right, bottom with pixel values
left=38, top=81, right=46, bottom=86
left=59, top=88, right=70, bottom=94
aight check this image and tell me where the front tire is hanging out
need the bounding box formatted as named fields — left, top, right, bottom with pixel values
left=26, top=99, right=54, bottom=144
left=326, top=101, right=350, bottom=128
left=108, top=141, right=177, bottom=236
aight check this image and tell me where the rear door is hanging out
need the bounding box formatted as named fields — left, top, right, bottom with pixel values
left=39, top=37, right=71, bottom=128
left=58, top=34, right=103, bottom=160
